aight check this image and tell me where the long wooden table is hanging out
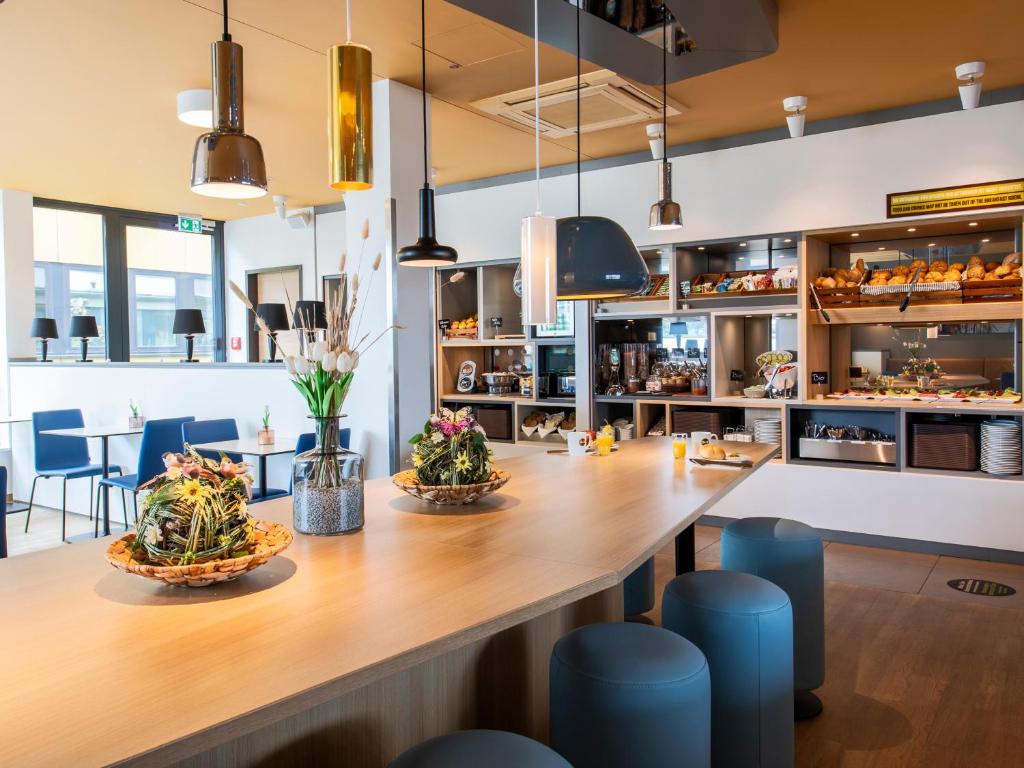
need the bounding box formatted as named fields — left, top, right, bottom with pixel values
left=0, top=439, right=777, bottom=768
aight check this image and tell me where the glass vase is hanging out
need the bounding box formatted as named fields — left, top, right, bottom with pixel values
left=292, top=417, right=364, bottom=535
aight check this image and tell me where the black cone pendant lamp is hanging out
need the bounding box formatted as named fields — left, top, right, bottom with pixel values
left=191, top=0, right=268, bottom=199
left=397, top=0, right=457, bottom=267
left=557, top=0, right=648, bottom=299
left=649, top=4, right=682, bottom=230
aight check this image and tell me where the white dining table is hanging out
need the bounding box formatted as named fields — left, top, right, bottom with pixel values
left=191, top=437, right=299, bottom=498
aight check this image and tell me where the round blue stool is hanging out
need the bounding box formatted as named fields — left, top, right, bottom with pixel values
left=550, top=621, right=710, bottom=767
left=662, top=570, right=794, bottom=768
left=388, top=730, right=570, bottom=767
left=624, top=556, right=656, bottom=618
left=721, top=516, right=825, bottom=719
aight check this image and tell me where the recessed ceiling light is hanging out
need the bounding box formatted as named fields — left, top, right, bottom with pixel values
left=697, top=246, right=705, bottom=251
left=907, top=227, right=917, bottom=232
left=745, top=315, right=753, bottom=318
left=851, top=232, right=860, bottom=237
left=927, top=242, right=936, bottom=247
left=783, top=238, right=793, bottom=243
left=877, top=246, right=886, bottom=251
left=739, top=242, right=748, bottom=247
left=968, top=221, right=978, bottom=227
left=981, top=237, right=991, bottom=243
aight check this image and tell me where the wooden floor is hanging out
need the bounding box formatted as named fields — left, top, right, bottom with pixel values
left=6, top=511, right=1024, bottom=767
left=4, top=505, right=129, bottom=557
left=651, top=529, right=1024, bottom=768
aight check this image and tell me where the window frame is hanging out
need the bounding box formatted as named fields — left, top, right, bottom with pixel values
left=32, top=198, right=226, bottom=362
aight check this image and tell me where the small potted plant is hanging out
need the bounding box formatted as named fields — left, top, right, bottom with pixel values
left=128, top=399, right=145, bottom=429
left=257, top=405, right=274, bottom=445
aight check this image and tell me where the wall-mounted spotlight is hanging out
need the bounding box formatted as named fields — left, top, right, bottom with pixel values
left=956, top=61, right=985, bottom=110
left=783, top=96, right=807, bottom=138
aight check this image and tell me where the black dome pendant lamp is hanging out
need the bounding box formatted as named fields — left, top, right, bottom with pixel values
left=557, top=0, right=648, bottom=299
left=397, top=0, right=457, bottom=267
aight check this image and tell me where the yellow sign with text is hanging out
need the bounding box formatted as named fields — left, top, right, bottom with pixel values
left=887, top=179, right=1024, bottom=218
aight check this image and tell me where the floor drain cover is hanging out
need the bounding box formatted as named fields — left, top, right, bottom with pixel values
left=947, top=579, right=1016, bottom=597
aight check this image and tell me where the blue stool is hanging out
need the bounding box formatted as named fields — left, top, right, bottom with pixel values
left=663, top=570, right=793, bottom=768
left=550, top=622, right=710, bottom=767
left=389, top=730, right=569, bottom=767
left=721, top=517, right=825, bottom=719
left=624, top=556, right=655, bottom=618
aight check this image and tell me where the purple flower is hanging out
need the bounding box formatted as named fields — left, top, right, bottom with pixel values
left=456, top=419, right=471, bottom=432
left=440, top=422, right=456, bottom=437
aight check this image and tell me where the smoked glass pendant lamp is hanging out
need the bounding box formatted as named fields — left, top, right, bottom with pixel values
left=190, top=0, right=268, bottom=199
left=328, top=0, right=373, bottom=191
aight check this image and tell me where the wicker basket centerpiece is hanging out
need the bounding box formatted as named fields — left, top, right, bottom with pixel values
left=393, top=407, right=509, bottom=505
left=105, top=445, right=292, bottom=587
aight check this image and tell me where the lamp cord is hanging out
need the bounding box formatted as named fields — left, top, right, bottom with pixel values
left=421, top=0, right=428, bottom=189
left=222, top=0, right=230, bottom=41
left=533, top=0, right=541, bottom=215
left=662, top=3, right=667, bottom=164
left=576, top=0, right=580, bottom=218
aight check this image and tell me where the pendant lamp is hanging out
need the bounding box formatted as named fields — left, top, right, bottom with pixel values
left=328, top=0, right=372, bottom=190
left=520, top=0, right=557, bottom=325
left=649, top=5, right=682, bottom=230
left=397, top=0, right=457, bottom=267
left=191, top=0, right=268, bottom=199
left=557, top=1, right=648, bottom=299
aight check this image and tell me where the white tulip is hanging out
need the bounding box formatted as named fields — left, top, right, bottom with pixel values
left=294, top=356, right=311, bottom=375
left=284, top=356, right=297, bottom=375
left=321, top=350, right=338, bottom=371
left=310, top=341, right=327, bottom=361
left=336, top=352, right=353, bottom=373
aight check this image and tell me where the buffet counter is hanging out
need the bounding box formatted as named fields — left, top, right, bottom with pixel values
left=0, top=439, right=776, bottom=768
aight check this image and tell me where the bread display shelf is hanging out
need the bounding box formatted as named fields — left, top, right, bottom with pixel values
left=962, top=276, right=1023, bottom=303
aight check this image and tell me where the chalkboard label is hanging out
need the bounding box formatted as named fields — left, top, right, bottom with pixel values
left=686, top=348, right=700, bottom=359
left=730, top=369, right=746, bottom=382
left=811, top=371, right=829, bottom=385
left=490, top=316, right=503, bottom=328
left=438, top=319, right=452, bottom=331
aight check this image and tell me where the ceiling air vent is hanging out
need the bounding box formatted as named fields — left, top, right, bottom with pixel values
left=470, top=69, right=684, bottom=138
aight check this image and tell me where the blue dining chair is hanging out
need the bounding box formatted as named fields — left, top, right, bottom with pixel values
left=183, top=419, right=243, bottom=464
left=290, top=429, right=351, bottom=494
left=1, top=466, right=7, bottom=559
left=98, top=416, right=194, bottom=529
left=183, top=419, right=286, bottom=503
left=28, top=409, right=123, bottom=542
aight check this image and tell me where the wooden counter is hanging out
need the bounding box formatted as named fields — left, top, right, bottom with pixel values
left=0, top=439, right=776, bottom=768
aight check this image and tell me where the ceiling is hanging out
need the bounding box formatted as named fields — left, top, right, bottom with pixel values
left=0, top=0, right=1021, bottom=220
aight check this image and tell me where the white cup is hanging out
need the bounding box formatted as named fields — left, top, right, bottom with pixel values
left=567, top=431, right=591, bottom=457
left=689, top=431, right=719, bottom=452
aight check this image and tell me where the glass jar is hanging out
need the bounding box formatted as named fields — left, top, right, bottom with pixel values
left=292, top=417, right=364, bottom=535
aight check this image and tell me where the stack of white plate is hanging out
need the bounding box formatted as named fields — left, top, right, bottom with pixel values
left=753, top=418, right=782, bottom=446
left=980, top=420, right=1022, bottom=475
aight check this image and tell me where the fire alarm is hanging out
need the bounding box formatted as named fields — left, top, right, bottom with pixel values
left=230, top=336, right=242, bottom=351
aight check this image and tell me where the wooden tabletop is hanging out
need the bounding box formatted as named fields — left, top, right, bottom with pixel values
left=0, top=438, right=776, bottom=768
left=191, top=437, right=299, bottom=456
left=39, top=424, right=144, bottom=438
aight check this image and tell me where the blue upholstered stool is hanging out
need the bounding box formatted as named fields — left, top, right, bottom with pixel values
left=388, top=730, right=569, bottom=767
left=550, top=622, right=710, bottom=767
left=663, top=570, right=794, bottom=768
left=721, top=516, right=825, bottom=719
left=624, top=556, right=656, bottom=617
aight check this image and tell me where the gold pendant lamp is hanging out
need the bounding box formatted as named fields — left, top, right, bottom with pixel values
left=328, top=0, right=373, bottom=191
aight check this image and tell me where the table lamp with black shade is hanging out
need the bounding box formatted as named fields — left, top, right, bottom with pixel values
left=293, top=300, right=327, bottom=349
left=255, top=302, right=290, bottom=362
left=69, top=315, right=100, bottom=362
left=172, top=308, right=206, bottom=363
left=29, top=318, right=58, bottom=363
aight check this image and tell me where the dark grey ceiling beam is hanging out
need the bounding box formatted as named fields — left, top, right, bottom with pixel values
left=444, top=0, right=778, bottom=86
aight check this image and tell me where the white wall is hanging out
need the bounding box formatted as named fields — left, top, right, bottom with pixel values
left=437, top=101, right=1024, bottom=259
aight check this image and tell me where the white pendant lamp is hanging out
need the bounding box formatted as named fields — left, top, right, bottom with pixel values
left=956, top=61, right=985, bottom=110
left=521, top=0, right=557, bottom=325
left=649, top=6, right=682, bottom=231
left=783, top=95, right=807, bottom=138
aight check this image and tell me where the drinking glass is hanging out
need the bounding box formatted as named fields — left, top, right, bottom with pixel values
left=672, top=433, right=688, bottom=459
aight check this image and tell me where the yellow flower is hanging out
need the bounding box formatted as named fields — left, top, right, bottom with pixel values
left=412, top=453, right=424, bottom=467
left=454, top=452, right=472, bottom=471
left=180, top=479, right=206, bottom=504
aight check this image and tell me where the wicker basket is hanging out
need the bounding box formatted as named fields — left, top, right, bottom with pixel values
left=105, top=519, right=293, bottom=588
left=392, top=469, right=511, bottom=505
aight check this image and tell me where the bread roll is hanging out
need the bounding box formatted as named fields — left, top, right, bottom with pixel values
left=995, top=265, right=1012, bottom=277
left=699, top=443, right=726, bottom=460
left=873, top=270, right=892, bottom=280
left=968, top=255, right=983, bottom=266
left=967, top=265, right=985, bottom=279
left=892, top=265, right=911, bottom=277
left=911, top=258, right=928, bottom=269
left=949, top=262, right=966, bottom=272
left=984, top=271, right=998, bottom=280
left=985, top=261, right=1001, bottom=272
left=820, top=276, right=836, bottom=289
left=889, top=275, right=908, bottom=285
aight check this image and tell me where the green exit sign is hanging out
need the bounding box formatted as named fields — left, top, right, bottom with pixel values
left=177, top=214, right=204, bottom=234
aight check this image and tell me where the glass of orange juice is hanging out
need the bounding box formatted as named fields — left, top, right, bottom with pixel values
left=595, top=432, right=614, bottom=456
left=672, top=433, right=688, bottom=459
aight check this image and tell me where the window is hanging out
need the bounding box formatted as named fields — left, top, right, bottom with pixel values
left=31, top=200, right=225, bottom=362
left=126, top=225, right=216, bottom=361
left=31, top=207, right=108, bottom=358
